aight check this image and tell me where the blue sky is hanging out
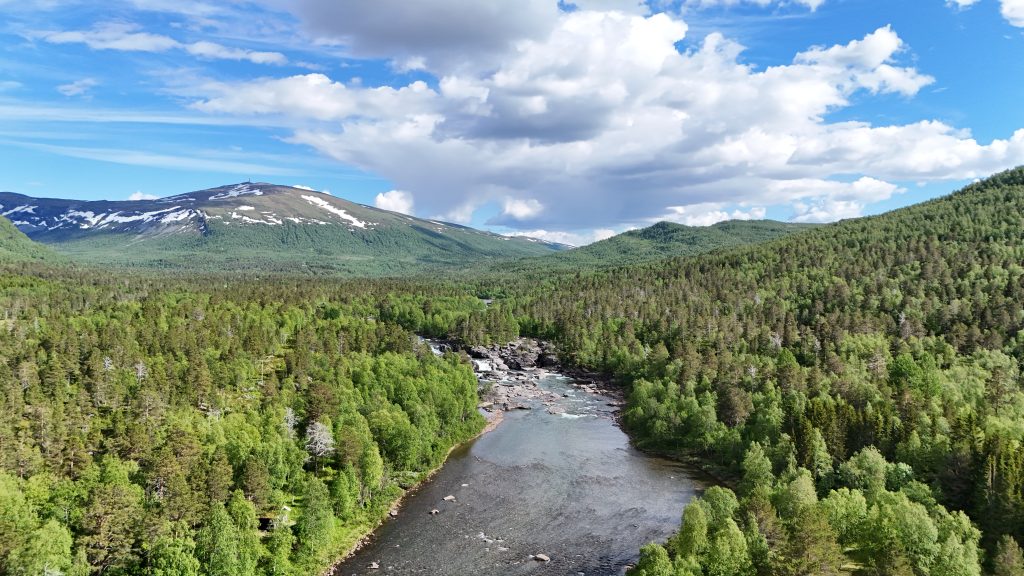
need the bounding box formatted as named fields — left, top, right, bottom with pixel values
left=2, top=0, right=1023, bottom=245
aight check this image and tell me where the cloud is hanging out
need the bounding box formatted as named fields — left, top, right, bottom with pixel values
left=8, top=141, right=301, bottom=175
left=190, top=74, right=434, bottom=120
left=661, top=204, right=768, bottom=226
left=39, top=22, right=180, bottom=51
left=1002, top=0, right=1024, bottom=26
left=186, top=10, right=1024, bottom=232
left=128, top=191, right=158, bottom=200
left=374, top=190, right=414, bottom=214
left=691, top=0, right=826, bottom=10
left=184, top=41, right=287, bottom=65
left=274, top=0, right=560, bottom=72
left=36, top=22, right=287, bottom=65
left=496, top=198, right=544, bottom=221
left=508, top=227, right=623, bottom=247
left=567, top=0, right=650, bottom=14
left=57, top=78, right=98, bottom=97
left=949, top=0, right=1024, bottom=27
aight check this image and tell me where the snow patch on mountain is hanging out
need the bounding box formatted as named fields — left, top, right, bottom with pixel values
left=2, top=205, right=37, bottom=216
left=301, top=195, right=370, bottom=228
left=210, top=183, right=264, bottom=201
left=97, top=207, right=182, bottom=226
left=66, top=210, right=104, bottom=228
left=159, top=209, right=197, bottom=224
left=230, top=210, right=281, bottom=225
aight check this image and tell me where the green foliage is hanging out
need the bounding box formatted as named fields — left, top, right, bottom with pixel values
left=740, top=442, right=775, bottom=495
left=670, top=502, right=708, bottom=558
left=0, top=272, right=485, bottom=575
left=629, top=543, right=674, bottom=576
left=993, top=536, right=1024, bottom=576
left=6, top=518, right=73, bottom=576
left=296, top=477, right=334, bottom=563
left=197, top=504, right=241, bottom=576
left=8, top=166, right=1024, bottom=576
left=149, top=536, right=200, bottom=576
left=491, top=169, right=1024, bottom=574
left=0, top=215, right=61, bottom=264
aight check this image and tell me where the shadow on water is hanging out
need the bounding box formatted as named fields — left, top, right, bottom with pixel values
left=333, top=374, right=707, bottom=576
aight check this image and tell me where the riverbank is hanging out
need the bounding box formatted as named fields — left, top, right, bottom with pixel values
left=333, top=369, right=706, bottom=576
left=323, top=407, right=504, bottom=576
left=328, top=338, right=706, bottom=575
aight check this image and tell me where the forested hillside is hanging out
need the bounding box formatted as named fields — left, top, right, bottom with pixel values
left=0, top=215, right=61, bottom=264
left=7, top=167, right=1024, bottom=575
left=0, top=272, right=486, bottom=575
left=496, top=167, right=1024, bottom=575
left=494, top=220, right=814, bottom=275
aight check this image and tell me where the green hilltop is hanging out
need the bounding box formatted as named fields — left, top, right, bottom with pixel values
left=0, top=214, right=62, bottom=264
left=493, top=219, right=815, bottom=275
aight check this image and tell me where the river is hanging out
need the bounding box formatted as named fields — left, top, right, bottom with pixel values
left=333, top=372, right=705, bottom=576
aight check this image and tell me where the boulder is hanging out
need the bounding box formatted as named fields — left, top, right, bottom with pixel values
left=468, top=346, right=491, bottom=359
left=443, top=495, right=456, bottom=502
left=539, top=353, right=560, bottom=367
left=534, top=554, right=551, bottom=562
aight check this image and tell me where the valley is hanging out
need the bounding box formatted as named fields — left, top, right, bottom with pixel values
left=6, top=2, right=1024, bottom=575
left=5, top=169, right=1024, bottom=575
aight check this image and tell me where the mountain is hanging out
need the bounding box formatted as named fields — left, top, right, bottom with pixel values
left=0, top=183, right=567, bottom=275
left=492, top=219, right=814, bottom=275
left=0, top=214, right=61, bottom=263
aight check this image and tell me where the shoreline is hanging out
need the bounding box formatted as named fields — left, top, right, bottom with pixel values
left=323, top=409, right=505, bottom=575
left=322, top=338, right=649, bottom=575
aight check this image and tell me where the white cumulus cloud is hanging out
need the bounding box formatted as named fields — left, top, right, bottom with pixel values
left=1002, top=0, right=1024, bottom=26
left=374, top=190, right=415, bottom=214
left=498, top=198, right=544, bottom=221
left=661, top=204, right=768, bottom=227
left=128, top=191, right=158, bottom=200
left=185, top=7, right=1024, bottom=234
left=948, top=0, right=1024, bottom=27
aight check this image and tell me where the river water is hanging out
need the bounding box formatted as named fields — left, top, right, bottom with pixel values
left=333, top=373, right=705, bottom=576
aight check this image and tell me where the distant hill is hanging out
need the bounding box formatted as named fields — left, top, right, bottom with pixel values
left=0, top=214, right=61, bottom=264
left=494, top=219, right=815, bottom=275
left=0, top=183, right=567, bottom=276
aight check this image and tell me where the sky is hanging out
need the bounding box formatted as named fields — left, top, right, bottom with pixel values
left=1, top=0, right=1024, bottom=245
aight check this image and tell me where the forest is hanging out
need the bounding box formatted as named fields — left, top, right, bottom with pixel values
left=0, top=270, right=486, bottom=575
left=503, top=168, right=1024, bottom=575
left=5, top=167, right=1024, bottom=575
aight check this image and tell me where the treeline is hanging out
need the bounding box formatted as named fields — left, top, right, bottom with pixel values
left=493, top=168, right=1024, bottom=574
left=0, top=271, right=485, bottom=575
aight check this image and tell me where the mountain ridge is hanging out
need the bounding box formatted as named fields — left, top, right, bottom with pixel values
left=486, top=218, right=816, bottom=275
left=0, top=183, right=568, bottom=275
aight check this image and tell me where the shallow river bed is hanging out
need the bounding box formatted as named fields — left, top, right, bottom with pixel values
left=333, top=373, right=704, bottom=576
